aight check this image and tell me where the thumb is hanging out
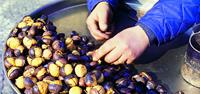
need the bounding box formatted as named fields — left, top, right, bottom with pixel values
left=98, top=11, right=109, bottom=32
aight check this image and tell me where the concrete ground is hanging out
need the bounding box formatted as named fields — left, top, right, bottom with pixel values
left=0, top=0, right=55, bottom=93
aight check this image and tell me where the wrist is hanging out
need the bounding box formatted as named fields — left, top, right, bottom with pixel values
left=134, top=25, right=150, bottom=46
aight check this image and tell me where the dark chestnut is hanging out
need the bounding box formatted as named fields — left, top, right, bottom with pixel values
left=7, top=67, right=21, bottom=79
left=24, top=77, right=34, bottom=89
left=48, top=80, right=62, bottom=93
left=64, top=74, right=78, bottom=87
left=85, top=72, right=97, bottom=87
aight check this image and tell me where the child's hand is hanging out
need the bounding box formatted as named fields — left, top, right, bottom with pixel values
left=86, top=2, right=113, bottom=40
left=92, top=26, right=149, bottom=65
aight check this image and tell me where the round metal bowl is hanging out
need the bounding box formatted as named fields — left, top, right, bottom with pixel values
left=2, top=0, right=200, bottom=93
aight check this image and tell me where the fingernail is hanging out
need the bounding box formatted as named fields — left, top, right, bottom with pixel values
left=101, top=24, right=108, bottom=31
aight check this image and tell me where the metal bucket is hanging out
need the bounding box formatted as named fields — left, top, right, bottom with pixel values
left=181, top=26, right=200, bottom=88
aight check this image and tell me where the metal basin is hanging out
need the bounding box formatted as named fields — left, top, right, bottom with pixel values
left=2, top=0, right=200, bottom=94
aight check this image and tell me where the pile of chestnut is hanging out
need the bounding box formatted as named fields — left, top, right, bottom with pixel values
left=4, top=15, right=167, bottom=94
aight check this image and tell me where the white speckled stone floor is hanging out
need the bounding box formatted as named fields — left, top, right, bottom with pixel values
left=0, top=0, right=56, bottom=93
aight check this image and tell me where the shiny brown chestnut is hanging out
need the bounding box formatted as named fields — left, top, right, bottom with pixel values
left=15, top=76, right=25, bottom=89
left=69, top=86, right=82, bottom=94
left=24, top=88, right=33, bottom=94
left=64, top=74, right=78, bottom=87
left=48, top=63, right=60, bottom=77
left=4, top=57, right=15, bottom=69
left=23, top=36, right=37, bottom=49
left=43, top=76, right=55, bottom=84
left=55, top=58, right=67, bottom=67
left=29, top=57, right=44, bottom=67
left=48, top=80, right=62, bottom=93
left=92, top=70, right=104, bottom=83
left=18, top=31, right=26, bottom=39
left=79, top=77, right=86, bottom=87
left=32, top=81, right=48, bottom=94
left=29, top=46, right=42, bottom=58
left=14, top=45, right=25, bottom=56
left=42, top=48, right=52, bottom=60
left=84, top=73, right=97, bottom=87
left=7, top=67, right=21, bottom=80
left=24, top=77, right=35, bottom=89
left=60, top=64, right=73, bottom=76
left=89, top=85, right=105, bottom=94
left=34, top=66, right=47, bottom=80
left=75, top=64, right=87, bottom=77
left=6, top=37, right=21, bottom=49
left=52, top=40, right=64, bottom=51
left=4, top=48, right=14, bottom=57
left=53, top=50, right=64, bottom=60
left=42, top=35, right=52, bottom=45
left=15, top=56, right=25, bottom=67
left=23, top=66, right=35, bottom=77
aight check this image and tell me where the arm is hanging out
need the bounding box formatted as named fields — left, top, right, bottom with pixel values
left=87, top=0, right=119, bottom=12
left=138, top=0, right=200, bottom=45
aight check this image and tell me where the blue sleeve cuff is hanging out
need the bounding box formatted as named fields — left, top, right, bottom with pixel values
left=87, top=0, right=119, bottom=13
left=137, top=22, right=157, bottom=46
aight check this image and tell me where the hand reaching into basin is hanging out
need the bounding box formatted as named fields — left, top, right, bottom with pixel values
left=86, top=2, right=113, bottom=40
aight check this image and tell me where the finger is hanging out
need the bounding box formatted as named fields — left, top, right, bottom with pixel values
left=126, top=57, right=135, bottom=64
left=98, top=12, right=109, bottom=32
left=113, top=54, right=127, bottom=65
left=87, top=19, right=109, bottom=39
left=104, top=47, right=123, bottom=63
left=93, top=40, right=115, bottom=61
left=88, top=25, right=104, bottom=40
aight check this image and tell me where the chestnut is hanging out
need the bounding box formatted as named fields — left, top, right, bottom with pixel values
left=115, top=78, right=129, bottom=88
left=65, top=37, right=76, bottom=51
left=14, top=45, right=25, bottom=56
left=146, top=80, right=156, bottom=90
left=92, top=70, right=104, bottom=83
left=64, top=74, right=78, bottom=87
left=6, top=37, right=21, bottom=49
left=60, top=64, right=73, bottom=76
left=24, top=88, right=33, bottom=94
left=15, top=56, right=25, bottom=67
left=156, top=85, right=167, bottom=93
left=52, top=40, right=65, bottom=51
left=29, top=57, right=44, bottom=67
left=55, top=58, right=67, bottom=67
left=29, top=46, right=42, bottom=58
left=140, top=72, right=152, bottom=81
left=42, top=35, right=52, bottom=45
left=72, top=50, right=80, bottom=56
left=34, top=66, right=47, bottom=80
left=70, top=31, right=79, bottom=37
left=85, top=73, right=97, bottom=87
left=32, top=21, right=44, bottom=29
left=48, top=63, right=60, bottom=77
left=80, top=55, right=92, bottom=62
left=89, top=85, right=105, bottom=94
left=18, top=31, right=26, bottom=39
left=24, top=77, right=35, bottom=89
left=4, top=57, right=15, bottom=68
left=53, top=50, right=64, bottom=60
left=42, top=76, right=55, bottom=84
left=23, top=36, right=37, bottom=49
left=60, top=85, right=70, bottom=94
left=15, top=76, right=25, bottom=89
left=48, top=80, right=62, bottom=93
left=4, top=48, right=14, bottom=57
left=69, top=86, right=82, bottom=94
left=75, top=64, right=87, bottom=77
left=132, top=74, right=145, bottom=84
left=22, top=16, right=34, bottom=26
left=43, top=31, right=53, bottom=36
left=41, top=44, right=49, bottom=49
left=42, top=48, right=52, bottom=60
left=18, top=22, right=27, bottom=29
left=67, top=54, right=80, bottom=62
left=78, top=77, right=85, bottom=87
left=33, top=81, right=48, bottom=94
left=72, top=35, right=81, bottom=44
left=23, top=66, right=35, bottom=77
left=7, top=67, right=21, bottom=79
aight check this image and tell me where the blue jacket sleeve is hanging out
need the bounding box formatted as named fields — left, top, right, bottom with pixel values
left=87, top=0, right=119, bottom=12
left=138, top=0, right=200, bottom=45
